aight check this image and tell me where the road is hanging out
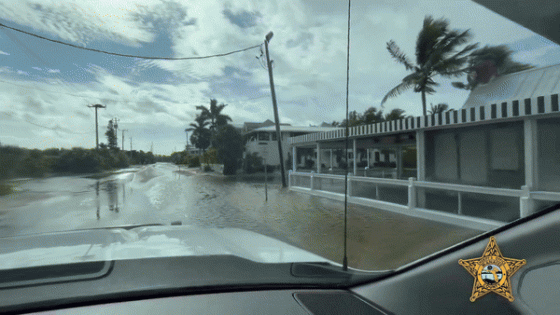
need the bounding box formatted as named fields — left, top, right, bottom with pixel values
left=0, top=163, right=479, bottom=270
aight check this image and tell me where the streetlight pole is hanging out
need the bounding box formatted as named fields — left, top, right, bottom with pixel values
left=264, top=31, right=287, bottom=188
left=88, top=104, right=106, bottom=150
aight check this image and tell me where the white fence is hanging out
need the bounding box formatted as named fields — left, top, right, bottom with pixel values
left=289, top=171, right=560, bottom=228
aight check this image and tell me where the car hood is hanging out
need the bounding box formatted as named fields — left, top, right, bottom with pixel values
left=0, top=226, right=332, bottom=270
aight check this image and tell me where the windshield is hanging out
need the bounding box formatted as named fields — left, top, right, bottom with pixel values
left=0, top=0, right=559, bottom=275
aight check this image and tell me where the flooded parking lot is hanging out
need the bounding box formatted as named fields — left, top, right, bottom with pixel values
left=0, top=163, right=479, bottom=270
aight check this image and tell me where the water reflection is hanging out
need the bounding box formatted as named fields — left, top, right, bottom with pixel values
left=94, top=179, right=126, bottom=219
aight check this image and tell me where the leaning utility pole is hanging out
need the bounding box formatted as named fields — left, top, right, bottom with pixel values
left=121, top=129, right=128, bottom=151
left=264, top=31, right=287, bottom=187
left=87, top=104, right=106, bottom=150
left=113, top=117, right=120, bottom=148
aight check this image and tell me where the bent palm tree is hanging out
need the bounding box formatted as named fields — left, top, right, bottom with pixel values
left=452, top=45, right=534, bottom=90
left=428, top=103, right=449, bottom=115
left=381, top=16, right=477, bottom=116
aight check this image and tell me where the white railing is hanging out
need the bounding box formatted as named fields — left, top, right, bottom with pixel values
left=288, top=171, right=560, bottom=219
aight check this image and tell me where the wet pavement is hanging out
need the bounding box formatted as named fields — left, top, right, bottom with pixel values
left=0, top=163, right=480, bottom=270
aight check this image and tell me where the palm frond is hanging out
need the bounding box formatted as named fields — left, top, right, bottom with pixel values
left=387, top=40, right=415, bottom=70
left=381, top=81, right=414, bottom=107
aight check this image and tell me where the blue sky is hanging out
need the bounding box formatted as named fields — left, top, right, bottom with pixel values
left=0, top=0, right=559, bottom=155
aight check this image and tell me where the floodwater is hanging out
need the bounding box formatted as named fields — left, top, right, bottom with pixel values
left=0, top=163, right=479, bottom=270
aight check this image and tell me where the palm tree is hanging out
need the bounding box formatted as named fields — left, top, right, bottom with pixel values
left=363, top=107, right=384, bottom=124
left=187, top=115, right=211, bottom=154
left=196, top=99, right=232, bottom=145
left=452, top=45, right=534, bottom=90
left=384, top=108, right=409, bottom=121
left=428, top=103, right=449, bottom=115
left=381, top=16, right=477, bottom=116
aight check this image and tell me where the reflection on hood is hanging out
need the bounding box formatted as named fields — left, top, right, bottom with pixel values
left=0, top=226, right=330, bottom=270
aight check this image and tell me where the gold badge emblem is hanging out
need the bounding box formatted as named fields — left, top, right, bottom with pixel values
left=458, top=236, right=526, bottom=302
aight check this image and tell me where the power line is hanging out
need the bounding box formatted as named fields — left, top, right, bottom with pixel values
left=0, top=22, right=261, bottom=60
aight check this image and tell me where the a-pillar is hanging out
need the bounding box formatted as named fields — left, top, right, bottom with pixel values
left=316, top=142, right=321, bottom=173
left=522, top=118, right=538, bottom=217
left=353, top=138, right=357, bottom=175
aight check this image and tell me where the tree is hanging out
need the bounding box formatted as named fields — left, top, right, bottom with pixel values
left=105, top=119, right=118, bottom=150
left=428, top=103, right=449, bottom=115
left=381, top=16, right=477, bottom=116
left=362, top=107, right=384, bottom=124
left=196, top=99, right=232, bottom=146
left=340, top=110, right=363, bottom=127
left=384, top=108, right=408, bottom=121
left=214, top=125, right=244, bottom=175
left=188, top=115, right=211, bottom=153
left=452, top=45, right=534, bottom=90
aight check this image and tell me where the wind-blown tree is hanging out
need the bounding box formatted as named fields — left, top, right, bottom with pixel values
left=381, top=16, right=478, bottom=116
left=196, top=99, right=232, bottom=146
left=362, top=107, right=384, bottom=124
left=384, top=108, right=408, bottom=121
left=214, top=125, right=244, bottom=175
left=428, top=103, right=449, bottom=115
left=339, top=110, right=363, bottom=127
left=105, top=119, right=118, bottom=150
left=188, top=115, right=211, bottom=154
left=452, top=45, right=534, bottom=90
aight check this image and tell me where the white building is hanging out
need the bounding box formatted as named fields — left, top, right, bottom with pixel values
left=288, top=63, right=560, bottom=230
left=244, top=125, right=341, bottom=168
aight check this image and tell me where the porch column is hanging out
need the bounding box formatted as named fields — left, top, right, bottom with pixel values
left=353, top=138, right=357, bottom=175
left=330, top=149, right=333, bottom=170
left=524, top=119, right=538, bottom=190
left=397, top=146, right=403, bottom=179
left=367, top=148, right=370, bottom=167
left=416, top=130, right=426, bottom=181
left=292, top=146, right=297, bottom=172
left=416, top=130, right=426, bottom=208
left=316, top=142, right=321, bottom=173
left=522, top=119, right=539, bottom=217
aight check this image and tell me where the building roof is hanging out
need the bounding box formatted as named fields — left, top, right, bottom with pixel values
left=249, top=125, right=342, bottom=134
left=242, top=119, right=290, bottom=133
left=462, top=63, right=560, bottom=108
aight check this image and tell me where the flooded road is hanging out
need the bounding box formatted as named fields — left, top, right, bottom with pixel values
left=0, top=163, right=479, bottom=270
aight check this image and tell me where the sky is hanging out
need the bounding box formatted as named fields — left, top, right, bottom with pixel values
left=0, top=0, right=559, bottom=155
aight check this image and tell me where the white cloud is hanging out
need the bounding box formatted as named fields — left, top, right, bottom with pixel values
left=0, top=50, right=10, bottom=55
left=1, top=0, right=559, bottom=154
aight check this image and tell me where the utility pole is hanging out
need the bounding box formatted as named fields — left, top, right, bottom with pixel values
left=88, top=104, right=106, bottom=150
left=264, top=31, right=287, bottom=187
left=113, top=117, right=120, bottom=148
left=121, top=129, right=128, bottom=151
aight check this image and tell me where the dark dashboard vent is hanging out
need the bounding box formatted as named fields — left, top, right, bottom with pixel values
left=294, top=291, right=389, bottom=315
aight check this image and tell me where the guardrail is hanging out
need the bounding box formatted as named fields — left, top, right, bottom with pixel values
left=288, top=171, right=560, bottom=220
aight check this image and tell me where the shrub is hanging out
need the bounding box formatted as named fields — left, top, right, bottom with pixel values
left=203, top=164, right=212, bottom=172
left=188, top=155, right=201, bottom=167
left=244, top=152, right=263, bottom=174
